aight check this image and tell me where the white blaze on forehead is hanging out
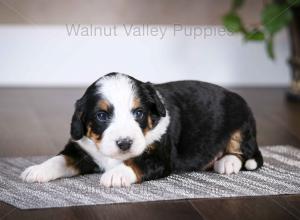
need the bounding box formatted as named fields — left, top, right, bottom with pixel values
left=97, top=74, right=136, bottom=112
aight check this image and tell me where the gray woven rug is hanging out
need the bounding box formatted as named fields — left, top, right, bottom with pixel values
left=0, top=146, right=300, bottom=209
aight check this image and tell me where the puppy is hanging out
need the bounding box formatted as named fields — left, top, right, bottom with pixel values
left=21, top=72, right=263, bottom=187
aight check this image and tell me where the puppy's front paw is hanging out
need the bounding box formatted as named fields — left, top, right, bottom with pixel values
left=21, top=164, right=54, bottom=183
left=20, top=155, right=77, bottom=183
left=214, top=155, right=242, bottom=175
left=100, top=164, right=137, bottom=187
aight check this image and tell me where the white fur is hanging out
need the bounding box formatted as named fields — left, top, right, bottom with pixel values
left=245, top=159, right=257, bottom=170
left=214, top=155, right=242, bottom=175
left=20, top=155, right=78, bottom=183
left=145, top=110, right=170, bottom=145
left=95, top=74, right=145, bottom=160
left=100, top=163, right=137, bottom=187
left=145, top=91, right=170, bottom=145
left=76, top=137, right=122, bottom=171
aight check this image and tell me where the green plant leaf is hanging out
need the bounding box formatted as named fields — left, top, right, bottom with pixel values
left=261, top=3, right=293, bottom=34
left=245, top=30, right=265, bottom=41
left=266, top=37, right=275, bottom=59
left=232, top=0, right=245, bottom=9
left=287, top=0, right=300, bottom=6
left=223, top=12, right=243, bottom=33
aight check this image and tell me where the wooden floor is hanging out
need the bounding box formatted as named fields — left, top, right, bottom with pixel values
left=0, top=88, right=300, bottom=220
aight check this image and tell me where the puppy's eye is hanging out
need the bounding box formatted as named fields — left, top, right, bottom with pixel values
left=133, top=109, right=144, bottom=120
left=96, top=111, right=109, bottom=122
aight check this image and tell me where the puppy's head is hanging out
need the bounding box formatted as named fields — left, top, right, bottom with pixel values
left=70, top=73, right=166, bottom=160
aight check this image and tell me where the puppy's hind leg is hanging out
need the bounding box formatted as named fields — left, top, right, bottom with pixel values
left=214, top=130, right=243, bottom=175
left=214, top=128, right=263, bottom=175
left=20, top=155, right=79, bottom=183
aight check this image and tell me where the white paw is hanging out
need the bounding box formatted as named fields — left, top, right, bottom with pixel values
left=100, top=164, right=137, bottom=187
left=214, top=155, right=242, bottom=175
left=20, top=155, right=77, bottom=183
left=21, top=164, right=55, bottom=183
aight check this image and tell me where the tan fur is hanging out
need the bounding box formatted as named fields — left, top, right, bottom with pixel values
left=87, top=126, right=102, bottom=149
left=133, top=98, right=141, bottom=109
left=147, top=115, right=153, bottom=129
left=145, top=143, right=156, bottom=154
left=98, top=100, right=110, bottom=111
left=143, top=115, right=153, bottom=135
left=226, top=130, right=243, bottom=159
left=124, top=159, right=143, bottom=183
left=64, top=155, right=80, bottom=174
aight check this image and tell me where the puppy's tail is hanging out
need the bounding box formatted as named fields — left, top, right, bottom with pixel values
left=244, top=149, right=263, bottom=171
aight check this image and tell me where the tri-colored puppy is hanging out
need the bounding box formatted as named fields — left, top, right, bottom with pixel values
left=21, top=72, right=263, bottom=187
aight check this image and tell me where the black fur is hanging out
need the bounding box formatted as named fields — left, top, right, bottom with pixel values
left=63, top=73, right=263, bottom=183
left=141, top=82, right=166, bottom=117
left=70, top=98, right=86, bottom=140
left=155, top=81, right=262, bottom=171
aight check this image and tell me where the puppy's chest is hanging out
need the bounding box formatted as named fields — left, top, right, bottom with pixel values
left=92, top=154, right=122, bottom=171
left=77, top=138, right=122, bottom=171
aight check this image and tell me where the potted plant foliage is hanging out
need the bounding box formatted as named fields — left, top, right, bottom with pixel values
left=223, top=0, right=300, bottom=101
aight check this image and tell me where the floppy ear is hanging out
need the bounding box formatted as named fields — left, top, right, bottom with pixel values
left=70, top=96, right=86, bottom=140
left=144, top=82, right=166, bottom=117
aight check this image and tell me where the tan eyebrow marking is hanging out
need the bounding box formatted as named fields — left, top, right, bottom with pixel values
left=98, top=100, right=110, bottom=111
left=133, top=98, right=141, bottom=109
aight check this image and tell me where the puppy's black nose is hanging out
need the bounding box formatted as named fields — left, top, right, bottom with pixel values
left=116, top=138, right=133, bottom=151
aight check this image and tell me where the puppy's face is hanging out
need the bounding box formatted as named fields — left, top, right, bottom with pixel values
left=70, top=73, right=166, bottom=160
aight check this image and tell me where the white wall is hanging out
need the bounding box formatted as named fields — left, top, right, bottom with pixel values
left=0, top=25, right=291, bottom=87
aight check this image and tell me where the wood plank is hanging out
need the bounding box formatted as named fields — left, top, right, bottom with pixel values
left=190, top=196, right=299, bottom=220
left=0, top=200, right=203, bottom=220
left=270, top=195, right=300, bottom=219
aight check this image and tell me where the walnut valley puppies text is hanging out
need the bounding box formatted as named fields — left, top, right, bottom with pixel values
left=65, top=24, right=232, bottom=39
